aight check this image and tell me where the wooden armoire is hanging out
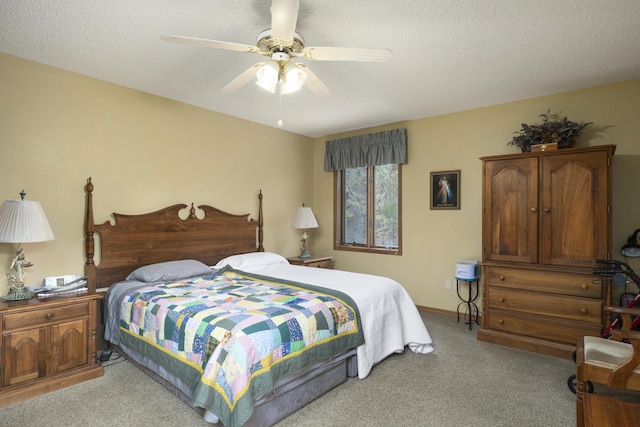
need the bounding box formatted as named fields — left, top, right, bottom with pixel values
left=478, top=145, right=616, bottom=359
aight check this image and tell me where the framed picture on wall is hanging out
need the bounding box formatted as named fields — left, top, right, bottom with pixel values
left=430, top=170, right=460, bottom=210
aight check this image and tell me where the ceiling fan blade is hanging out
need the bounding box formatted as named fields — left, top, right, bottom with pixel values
left=221, top=63, right=265, bottom=94
left=297, top=64, right=332, bottom=98
left=161, top=35, right=260, bottom=54
left=300, top=47, right=393, bottom=62
left=271, top=0, right=300, bottom=45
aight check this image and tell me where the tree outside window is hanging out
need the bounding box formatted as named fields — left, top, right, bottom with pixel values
left=335, top=163, right=401, bottom=254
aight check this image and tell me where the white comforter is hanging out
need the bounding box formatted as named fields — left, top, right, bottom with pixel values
left=240, top=263, right=434, bottom=379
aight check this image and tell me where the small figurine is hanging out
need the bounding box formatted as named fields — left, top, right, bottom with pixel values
left=9, top=248, right=32, bottom=287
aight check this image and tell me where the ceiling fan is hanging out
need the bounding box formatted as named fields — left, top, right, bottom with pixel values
left=161, top=0, right=392, bottom=98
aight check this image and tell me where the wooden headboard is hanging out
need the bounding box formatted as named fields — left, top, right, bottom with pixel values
left=83, top=178, right=264, bottom=291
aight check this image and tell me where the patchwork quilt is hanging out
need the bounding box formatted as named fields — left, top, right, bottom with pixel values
left=118, top=266, right=364, bottom=427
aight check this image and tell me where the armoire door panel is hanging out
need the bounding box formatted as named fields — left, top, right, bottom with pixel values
left=540, top=151, right=610, bottom=266
left=483, top=157, right=539, bottom=263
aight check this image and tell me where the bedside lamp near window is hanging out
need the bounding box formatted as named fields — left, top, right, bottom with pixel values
left=292, top=204, right=318, bottom=258
left=0, top=191, right=55, bottom=301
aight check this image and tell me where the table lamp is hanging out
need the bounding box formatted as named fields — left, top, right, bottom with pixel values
left=291, top=204, right=318, bottom=258
left=0, top=191, right=55, bottom=301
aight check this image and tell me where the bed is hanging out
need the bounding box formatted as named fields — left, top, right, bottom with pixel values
left=83, top=178, right=433, bottom=427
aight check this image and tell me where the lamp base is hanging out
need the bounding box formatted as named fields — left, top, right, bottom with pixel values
left=299, top=248, right=312, bottom=258
left=2, top=288, right=34, bottom=301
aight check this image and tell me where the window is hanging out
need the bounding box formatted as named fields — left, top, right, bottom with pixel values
left=335, top=164, right=402, bottom=254
left=325, top=128, right=406, bottom=255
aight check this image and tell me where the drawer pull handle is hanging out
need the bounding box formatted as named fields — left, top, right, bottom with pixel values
left=45, top=313, right=54, bottom=320
left=498, top=319, right=504, bottom=325
left=580, top=309, right=588, bottom=315
left=499, top=275, right=505, bottom=281
left=530, top=207, right=537, bottom=213
left=498, top=297, right=505, bottom=303
left=581, top=284, right=588, bottom=290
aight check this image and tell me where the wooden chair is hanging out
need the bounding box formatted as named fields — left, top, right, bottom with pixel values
left=582, top=393, right=640, bottom=427
left=576, top=306, right=640, bottom=426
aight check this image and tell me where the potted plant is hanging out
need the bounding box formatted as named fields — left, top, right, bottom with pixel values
left=508, top=110, right=593, bottom=152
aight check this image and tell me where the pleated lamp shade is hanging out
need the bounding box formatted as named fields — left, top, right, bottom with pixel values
left=0, top=199, right=55, bottom=243
left=291, top=206, right=318, bottom=229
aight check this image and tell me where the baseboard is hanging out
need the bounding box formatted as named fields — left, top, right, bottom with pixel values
left=416, top=305, right=456, bottom=317
left=416, top=304, right=484, bottom=324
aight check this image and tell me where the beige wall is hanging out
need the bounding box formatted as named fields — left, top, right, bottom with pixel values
left=313, top=79, right=640, bottom=311
left=2, top=52, right=639, bottom=312
left=0, top=53, right=313, bottom=296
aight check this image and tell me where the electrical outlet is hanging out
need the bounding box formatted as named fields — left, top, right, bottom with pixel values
left=445, top=279, right=452, bottom=290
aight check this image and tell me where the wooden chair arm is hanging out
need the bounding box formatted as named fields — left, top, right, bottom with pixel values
left=604, top=305, right=640, bottom=316
left=604, top=305, right=640, bottom=334
left=609, top=328, right=640, bottom=342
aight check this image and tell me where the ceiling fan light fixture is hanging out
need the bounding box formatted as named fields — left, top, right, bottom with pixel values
left=162, top=0, right=393, bottom=98
left=256, top=60, right=280, bottom=93
left=281, top=62, right=307, bottom=94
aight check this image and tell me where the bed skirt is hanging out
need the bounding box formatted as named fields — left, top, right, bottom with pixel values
left=111, top=344, right=358, bottom=427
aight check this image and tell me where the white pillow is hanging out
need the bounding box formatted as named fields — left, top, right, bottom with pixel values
left=214, top=252, right=289, bottom=270
left=126, top=259, right=212, bottom=283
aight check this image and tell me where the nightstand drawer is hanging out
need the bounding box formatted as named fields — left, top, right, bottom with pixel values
left=309, top=259, right=332, bottom=268
left=3, top=301, right=90, bottom=331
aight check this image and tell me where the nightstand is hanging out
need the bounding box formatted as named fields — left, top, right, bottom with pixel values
left=0, top=292, right=104, bottom=408
left=287, top=255, right=333, bottom=269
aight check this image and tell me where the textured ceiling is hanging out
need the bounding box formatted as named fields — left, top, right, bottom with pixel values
left=2, top=0, right=640, bottom=138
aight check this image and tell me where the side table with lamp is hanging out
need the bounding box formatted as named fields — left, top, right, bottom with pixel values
left=291, top=203, right=319, bottom=258
left=288, top=204, right=333, bottom=268
left=0, top=190, right=103, bottom=407
left=0, top=190, right=55, bottom=301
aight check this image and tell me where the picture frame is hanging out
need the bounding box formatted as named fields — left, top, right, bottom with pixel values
left=430, top=170, right=460, bottom=210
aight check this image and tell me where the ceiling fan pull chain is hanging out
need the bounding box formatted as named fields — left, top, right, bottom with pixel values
left=277, top=85, right=284, bottom=127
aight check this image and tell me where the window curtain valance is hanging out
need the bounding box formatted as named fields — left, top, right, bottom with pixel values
left=323, top=128, right=407, bottom=171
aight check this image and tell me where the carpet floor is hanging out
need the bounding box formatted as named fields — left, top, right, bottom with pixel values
left=1, top=311, right=636, bottom=426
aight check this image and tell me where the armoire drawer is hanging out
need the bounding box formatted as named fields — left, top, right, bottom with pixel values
left=486, top=287, right=602, bottom=324
left=484, top=310, right=602, bottom=345
left=483, top=266, right=601, bottom=298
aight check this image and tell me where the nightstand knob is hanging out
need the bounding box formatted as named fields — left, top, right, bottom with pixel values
left=499, top=275, right=505, bottom=281
left=581, top=308, right=588, bottom=315
left=498, top=319, right=504, bottom=325
left=581, top=284, right=588, bottom=290
left=498, top=297, right=505, bottom=303
left=45, top=313, right=54, bottom=320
